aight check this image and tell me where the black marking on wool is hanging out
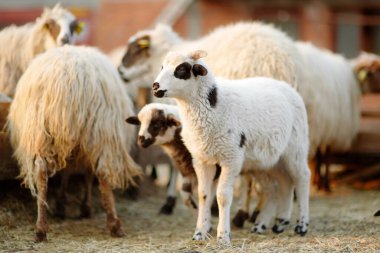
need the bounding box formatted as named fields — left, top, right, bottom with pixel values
left=207, top=86, right=217, bottom=108
left=174, top=62, right=192, bottom=80
left=69, top=20, right=79, bottom=35
left=239, top=132, right=246, bottom=148
left=203, top=195, right=207, bottom=201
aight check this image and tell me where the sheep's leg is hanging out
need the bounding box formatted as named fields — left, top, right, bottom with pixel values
left=272, top=172, right=294, bottom=234
left=192, top=161, right=216, bottom=241
left=251, top=189, right=276, bottom=234
left=250, top=183, right=264, bottom=223
left=55, top=170, right=69, bottom=219
left=97, top=174, right=124, bottom=237
left=286, top=159, right=310, bottom=236
left=232, top=174, right=251, bottom=228
left=160, top=166, right=178, bottom=215
left=34, top=156, right=48, bottom=243
left=216, top=160, right=242, bottom=244
left=80, top=170, right=93, bottom=218
left=180, top=175, right=197, bottom=210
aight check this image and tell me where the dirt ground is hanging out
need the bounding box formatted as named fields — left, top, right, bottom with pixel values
left=0, top=176, right=379, bottom=253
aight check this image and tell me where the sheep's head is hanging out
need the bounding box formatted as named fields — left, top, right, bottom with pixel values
left=39, top=3, right=84, bottom=47
left=118, top=24, right=181, bottom=87
left=352, top=52, right=380, bottom=93
left=152, top=50, right=208, bottom=99
left=126, top=104, right=181, bottom=148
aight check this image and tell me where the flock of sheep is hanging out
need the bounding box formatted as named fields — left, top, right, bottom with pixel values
left=0, top=3, right=377, bottom=245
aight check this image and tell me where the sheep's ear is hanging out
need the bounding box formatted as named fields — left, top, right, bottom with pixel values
left=189, top=50, right=208, bottom=60
left=192, top=64, right=208, bottom=77
left=126, top=116, right=141, bottom=125
left=167, top=114, right=181, bottom=127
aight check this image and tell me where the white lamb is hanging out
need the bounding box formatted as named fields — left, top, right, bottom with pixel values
left=152, top=50, right=310, bottom=244
left=0, top=3, right=84, bottom=97
left=7, top=45, right=141, bottom=242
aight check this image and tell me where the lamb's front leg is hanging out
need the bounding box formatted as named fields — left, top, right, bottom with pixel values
left=216, top=160, right=242, bottom=244
left=192, top=161, right=216, bottom=241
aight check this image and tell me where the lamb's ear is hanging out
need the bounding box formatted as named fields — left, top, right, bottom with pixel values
left=189, top=50, right=208, bottom=60
left=126, top=116, right=141, bottom=125
left=167, top=114, right=181, bottom=127
left=192, top=64, right=208, bottom=77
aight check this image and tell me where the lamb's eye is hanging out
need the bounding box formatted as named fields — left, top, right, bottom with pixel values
left=161, top=66, right=163, bottom=70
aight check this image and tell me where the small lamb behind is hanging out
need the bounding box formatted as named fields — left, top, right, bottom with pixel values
left=126, top=103, right=205, bottom=212
left=152, top=50, right=311, bottom=244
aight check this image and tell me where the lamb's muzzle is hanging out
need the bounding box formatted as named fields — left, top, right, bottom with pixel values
left=153, top=89, right=167, bottom=98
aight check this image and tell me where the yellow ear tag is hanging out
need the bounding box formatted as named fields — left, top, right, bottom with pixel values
left=138, top=39, right=150, bottom=48
left=75, top=21, right=85, bottom=34
left=358, top=69, right=367, bottom=81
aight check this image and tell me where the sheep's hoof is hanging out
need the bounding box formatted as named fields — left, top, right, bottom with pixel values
left=251, top=223, right=267, bottom=234
left=272, top=218, right=290, bottom=234
left=159, top=196, right=176, bottom=215
left=192, top=231, right=205, bottom=241
left=79, top=204, right=92, bottom=218
left=374, top=210, right=380, bottom=216
left=34, top=230, right=47, bottom=243
left=217, top=232, right=231, bottom=245
left=211, top=198, right=219, bottom=217
left=232, top=210, right=248, bottom=228
left=109, top=219, right=125, bottom=237
left=249, top=210, right=260, bottom=223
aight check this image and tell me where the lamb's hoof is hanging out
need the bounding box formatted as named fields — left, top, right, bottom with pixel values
left=79, top=205, right=92, bottom=218
left=249, top=210, right=260, bottom=223
left=211, top=198, right=219, bottom=217
left=192, top=231, right=206, bottom=241
left=251, top=223, right=267, bottom=234
left=217, top=232, right=231, bottom=245
left=159, top=196, right=176, bottom=215
left=374, top=210, right=380, bottom=216
left=109, top=219, right=125, bottom=237
left=232, top=210, right=248, bottom=228
left=272, top=218, right=290, bottom=234
left=34, top=230, right=47, bottom=243
left=294, top=225, right=308, bottom=236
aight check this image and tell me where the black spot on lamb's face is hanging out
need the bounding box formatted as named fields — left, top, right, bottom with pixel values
left=174, top=62, right=192, bottom=80
left=122, top=35, right=151, bottom=68
left=192, top=63, right=208, bottom=77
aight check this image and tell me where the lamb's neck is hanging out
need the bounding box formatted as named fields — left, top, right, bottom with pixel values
left=175, top=81, right=220, bottom=135
left=161, top=128, right=195, bottom=177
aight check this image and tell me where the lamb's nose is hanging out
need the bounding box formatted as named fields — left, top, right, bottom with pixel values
left=154, top=89, right=167, bottom=98
left=138, top=135, right=145, bottom=145
left=61, top=35, right=70, bottom=45
left=152, top=82, right=160, bottom=90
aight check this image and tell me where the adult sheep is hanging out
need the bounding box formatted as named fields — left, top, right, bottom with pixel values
left=0, top=3, right=84, bottom=97
left=118, top=22, right=300, bottom=90
left=7, top=45, right=141, bottom=242
left=153, top=50, right=310, bottom=244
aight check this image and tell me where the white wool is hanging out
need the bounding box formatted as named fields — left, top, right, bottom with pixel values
left=8, top=45, right=141, bottom=195
left=0, top=3, right=78, bottom=97
left=296, top=42, right=360, bottom=155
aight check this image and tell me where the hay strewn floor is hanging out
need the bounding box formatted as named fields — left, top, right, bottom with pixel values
left=0, top=178, right=379, bottom=253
